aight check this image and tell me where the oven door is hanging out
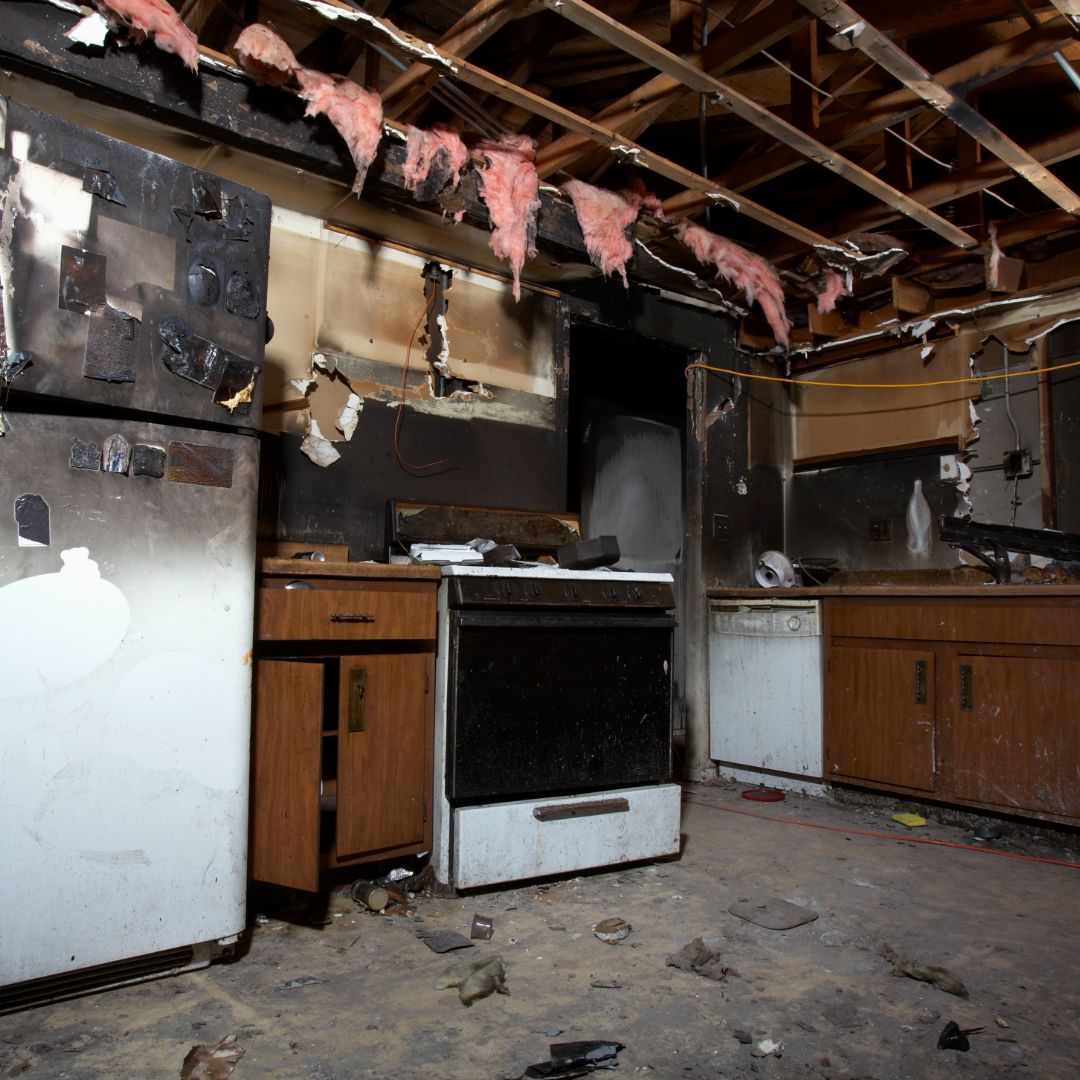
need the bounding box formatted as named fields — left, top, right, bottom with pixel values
left=446, top=610, right=674, bottom=802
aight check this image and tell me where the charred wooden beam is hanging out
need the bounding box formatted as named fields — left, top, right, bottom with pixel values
left=799, top=0, right=1080, bottom=215
left=544, top=0, right=974, bottom=247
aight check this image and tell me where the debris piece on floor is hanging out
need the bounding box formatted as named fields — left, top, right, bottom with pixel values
left=436, top=955, right=508, bottom=1006
left=351, top=881, right=390, bottom=912
left=882, top=944, right=968, bottom=998
left=589, top=979, right=624, bottom=989
left=732, top=1030, right=753, bottom=1044
left=741, top=786, right=785, bottom=802
left=276, top=975, right=324, bottom=991
left=471, top=912, right=495, bottom=940
left=666, top=937, right=737, bottom=981
left=417, top=928, right=474, bottom=953
left=974, top=823, right=1003, bottom=841
left=822, top=1000, right=865, bottom=1029
left=892, top=812, right=927, bottom=828
left=751, top=1038, right=784, bottom=1058
left=593, top=917, right=631, bottom=944
left=728, top=897, right=819, bottom=930
left=531, top=1026, right=564, bottom=1038
left=937, top=1021, right=985, bottom=1051
left=996, top=1016, right=1011, bottom=1028
left=180, top=1034, right=244, bottom=1079
left=516, top=1040, right=625, bottom=1078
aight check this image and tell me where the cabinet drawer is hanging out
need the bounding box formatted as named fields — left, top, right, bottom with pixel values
left=257, top=584, right=435, bottom=641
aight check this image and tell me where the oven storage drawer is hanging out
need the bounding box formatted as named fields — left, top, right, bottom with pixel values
left=257, top=582, right=435, bottom=641
left=451, top=784, right=681, bottom=889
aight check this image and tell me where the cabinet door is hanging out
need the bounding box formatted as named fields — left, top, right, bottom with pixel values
left=336, top=653, right=431, bottom=859
left=826, top=643, right=935, bottom=791
left=250, top=660, right=323, bottom=891
left=949, top=654, right=1080, bottom=816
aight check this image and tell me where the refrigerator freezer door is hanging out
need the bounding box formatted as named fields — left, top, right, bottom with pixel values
left=0, top=413, right=258, bottom=986
left=0, top=99, right=270, bottom=428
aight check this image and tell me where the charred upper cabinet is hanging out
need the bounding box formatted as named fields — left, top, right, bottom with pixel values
left=0, top=99, right=271, bottom=427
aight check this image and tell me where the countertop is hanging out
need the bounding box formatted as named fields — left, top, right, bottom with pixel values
left=259, top=559, right=442, bottom=581
left=706, top=584, right=1080, bottom=598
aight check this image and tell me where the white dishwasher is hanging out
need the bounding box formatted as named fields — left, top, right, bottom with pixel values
left=708, top=599, right=824, bottom=792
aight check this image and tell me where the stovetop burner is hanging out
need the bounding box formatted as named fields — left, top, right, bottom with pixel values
left=442, top=564, right=675, bottom=609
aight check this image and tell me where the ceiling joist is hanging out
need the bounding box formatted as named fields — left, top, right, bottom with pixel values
left=541, top=0, right=976, bottom=248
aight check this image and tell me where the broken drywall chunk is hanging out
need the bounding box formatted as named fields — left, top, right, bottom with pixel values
left=300, top=418, right=341, bottom=467
left=67, top=11, right=111, bottom=48
left=234, top=23, right=299, bottom=86
left=180, top=1034, right=245, bottom=1080
left=338, top=392, right=362, bottom=441
left=404, top=125, right=471, bottom=203
left=675, top=220, right=790, bottom=347
left=296, top=69, right=383, bottom=195
left=93, top=0, right=200, bottom=71
left=561, top=178, right=641, bottom=287
left=475, top=135, right=541, bottom=302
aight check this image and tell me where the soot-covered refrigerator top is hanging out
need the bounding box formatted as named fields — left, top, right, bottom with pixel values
left=0, top=99, right=271, bottom=1008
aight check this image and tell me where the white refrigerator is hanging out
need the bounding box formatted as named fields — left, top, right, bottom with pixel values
left=0, top=99, right=270, bottom=1008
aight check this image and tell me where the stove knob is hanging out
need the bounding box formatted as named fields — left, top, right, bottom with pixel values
left=602, top=584, right=618, bottom=601
left=498, top=581, right=512, bottom=599
left=628, top=584, right=643, bottom=601
left=529, top=581, right=542, bottom=597
left=565, top=582, right=578, bottom=600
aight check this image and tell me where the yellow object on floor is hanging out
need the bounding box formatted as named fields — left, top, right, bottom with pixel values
left=892, top=812, right=927, bottom=828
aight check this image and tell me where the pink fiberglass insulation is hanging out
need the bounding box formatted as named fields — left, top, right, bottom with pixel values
left=476, top=135, right=542, bottom=302
left=94, top=0, right=199, bottom=71
left=561, top=179, right=642, bottom=287
left=675, top=220, right=790, bottom=347
left=234, top=23, right=299, bottom=87
left=296, top=69, right=383, bottom=195
left=816, top=268, right=848, bottom=314
left=404, top=126, right=471, bottom=200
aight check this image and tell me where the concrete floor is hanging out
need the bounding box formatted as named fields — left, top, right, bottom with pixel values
left=2, top=782, right=1078, bottom=1079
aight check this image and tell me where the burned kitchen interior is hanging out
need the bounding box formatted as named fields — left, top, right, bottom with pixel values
left=3, top=0, right=1080, bottom=1076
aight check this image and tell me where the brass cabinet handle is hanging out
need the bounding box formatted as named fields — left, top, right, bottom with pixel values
left=330, top=613, right=376, bottom=623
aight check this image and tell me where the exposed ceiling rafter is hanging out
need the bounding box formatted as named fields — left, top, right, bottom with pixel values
left=541, top=0, right=976, bottom=248
left=799, top=0, right=1080, bottom=216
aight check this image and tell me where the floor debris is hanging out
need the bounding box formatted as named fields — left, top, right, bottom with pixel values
left=882, top=944, right=968, bottom=997
left=727, top=896, right=819, bottom=930
left=666, top=937, right=737, bottom=981
left=592, top=917, right=631, bottom=944
left=417, top=928, right=474, bottom=953
left=514, top=1039, right=624, bottom=1078
left=276, top=975, right=324, bottom=991
left=937, top=1020, right=985, bottom=1051
left=751, top=1037, right=784, bottom=1058
left=435, top=956, right=508, bottom=1006
left=180, top=1034, right=244, bottom=1080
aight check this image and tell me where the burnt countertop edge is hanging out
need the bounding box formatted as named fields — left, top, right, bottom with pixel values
left=706, top=584, right=1080, bottom=598
left=259, top=559, right=442, bottom=581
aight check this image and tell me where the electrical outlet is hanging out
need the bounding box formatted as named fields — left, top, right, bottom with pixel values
left=940, top=454, right=960, bottom=480
left=712, top=513, right=730, bottom=540
left=1003, top=449, right=1033, bottom=480
left=869, top=519, right=893, bottom=542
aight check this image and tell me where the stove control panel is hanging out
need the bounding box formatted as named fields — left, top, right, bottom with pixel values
left=448, top=576, right=674, bottom=609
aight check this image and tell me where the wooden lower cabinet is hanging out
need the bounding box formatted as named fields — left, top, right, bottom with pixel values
left=250, top=565, right=438, bottom=891
left=943, top=651, right=1080, bottom=818
left=826, top=643, right=935, bottom=792
left=824, top=595, right=1080, bottom=824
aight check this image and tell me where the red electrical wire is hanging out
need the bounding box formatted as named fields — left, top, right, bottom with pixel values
left=394, top=289, right=450, bottom=473
left=682, top=793, right=1080, bottom=870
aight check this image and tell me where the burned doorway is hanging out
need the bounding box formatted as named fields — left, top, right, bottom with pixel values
left=567, top=321, right=694, bottom=739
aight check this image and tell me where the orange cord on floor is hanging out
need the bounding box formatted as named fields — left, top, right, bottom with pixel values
left=394, top=289, right=451, bottom=473
left=682, top=792, right=1080, bottom=870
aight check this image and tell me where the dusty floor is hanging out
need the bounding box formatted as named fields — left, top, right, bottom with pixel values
left=2, top=782, right=1078, bottom=1079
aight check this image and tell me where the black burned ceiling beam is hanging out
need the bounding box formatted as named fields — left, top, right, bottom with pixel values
left=799, top=0, right=1080, bottom=217
left=542, top=0, right=975, bottom=248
